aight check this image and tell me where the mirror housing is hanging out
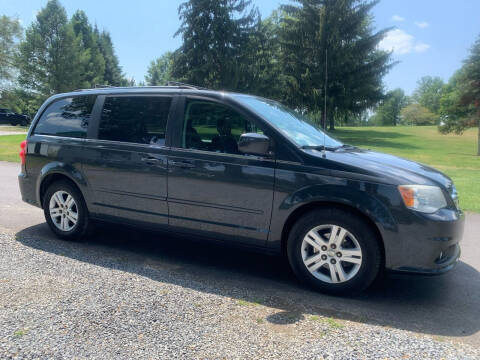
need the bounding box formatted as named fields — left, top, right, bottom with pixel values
left=238, top=133, right=271, bottom=156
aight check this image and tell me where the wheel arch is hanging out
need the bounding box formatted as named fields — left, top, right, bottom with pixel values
left=280, top=201, right=386, bottom=267
left=37, top=163, right=89, bottom=208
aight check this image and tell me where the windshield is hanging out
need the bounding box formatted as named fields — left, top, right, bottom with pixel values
left=232, top=95, right=342, bottom=148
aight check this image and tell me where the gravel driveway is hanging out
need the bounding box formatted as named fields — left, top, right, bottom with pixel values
left=0, top=159, right=479, bottom=359
left=0, top=225, right=478, bottom=360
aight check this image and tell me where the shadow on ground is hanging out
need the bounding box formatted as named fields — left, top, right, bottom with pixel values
left=16, top=222, right=480, bottom=344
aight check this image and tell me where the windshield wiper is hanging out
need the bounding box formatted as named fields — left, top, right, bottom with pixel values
left=333, top=144, right=357, bottom=151
left=300, top=145, right=337, bottom=151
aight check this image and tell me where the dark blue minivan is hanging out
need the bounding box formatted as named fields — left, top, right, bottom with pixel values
left=18, top=85, right=464, bottom=294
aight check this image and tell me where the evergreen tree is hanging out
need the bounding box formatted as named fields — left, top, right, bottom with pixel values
left=70, top=10, right=105, bottom=87
left=239, top=11, right=285, bottom=98
left=171, top=0, right=259, bottom=90
left=17, top=0, right=84, bottom=95
left=96, top=28, right=125, bottom=86
left=145, top=52, right=175, bottom=85
left=279, top=0, right=394, bottom=129
left=0, top=15, right=23, bottom=82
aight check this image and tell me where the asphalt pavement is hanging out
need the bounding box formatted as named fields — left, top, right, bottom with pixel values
left=1, top=160, right=479, bottom=347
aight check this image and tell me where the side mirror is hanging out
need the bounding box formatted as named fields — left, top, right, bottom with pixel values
left=238, top=133, right=271, bottom=156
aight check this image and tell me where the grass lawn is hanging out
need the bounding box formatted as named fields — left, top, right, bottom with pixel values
left=0, top=134, right=26, bottom=162
left=333, top=126, right=479, bottom=213
left=0, top=126, right=478, bottom=212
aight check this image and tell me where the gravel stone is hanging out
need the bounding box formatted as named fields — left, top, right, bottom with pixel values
left=0, top=230, right=478, bottom=360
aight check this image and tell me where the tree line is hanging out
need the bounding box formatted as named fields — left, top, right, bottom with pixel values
left=0, top=0, right=478, bottom=152
left=0, top=0, right=130, bottom=116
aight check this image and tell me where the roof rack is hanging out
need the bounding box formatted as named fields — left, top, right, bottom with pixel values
left=73, top=82, right=210, bottom=92
left=165, top=81, right=208, bottom=90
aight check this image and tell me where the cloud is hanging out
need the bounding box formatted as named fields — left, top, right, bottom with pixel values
left=414, top=43, right=430, bottom=53
left=392, top=15, right=405, bottom=22
left=415, top=21, right=430, bottom=28
left=379, top=29, right=430, bottom=54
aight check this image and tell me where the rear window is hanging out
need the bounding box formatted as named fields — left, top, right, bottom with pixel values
left=34, top=96, right=95, bottom=138
left=98, top=96, right=172, bottom=145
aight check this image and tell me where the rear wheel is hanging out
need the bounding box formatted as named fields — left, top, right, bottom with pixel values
left=43, top=180, right=92, bottom=241
left=287, top=208, right=381, bottom=295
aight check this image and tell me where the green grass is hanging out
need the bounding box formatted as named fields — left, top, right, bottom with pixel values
left=332, top=126, right=479, bottom=212
left=0, top=134, right=26, bottom=162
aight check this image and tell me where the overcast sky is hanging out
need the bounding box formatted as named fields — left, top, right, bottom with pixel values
left=2, top=0, right=479, bottom=94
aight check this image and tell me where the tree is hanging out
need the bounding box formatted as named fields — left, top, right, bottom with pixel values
left=17, top=0, right=85, bottom=95
left=401, top=104, right=437, bottom=126
left=70, top=10, right=105, bottom=87
left=440, top=34, right=480, bottom=155
left=279, top=0, right=394, bottom=130
left=412, top=76, right=444, bottom=115
left=145, top=52, right=175, bottom=85
left=239, top=10, right=286, bottom=99
left=171, top=0, right=259, bottom=90
left=96, top=28, right=126, bottom=86
left=370, top=88, right=408, bottom=126
left=0, top=15, right=22, bottom=82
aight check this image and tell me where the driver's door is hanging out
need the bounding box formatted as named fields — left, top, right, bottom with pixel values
left=167, top=97, right=275, bottom=246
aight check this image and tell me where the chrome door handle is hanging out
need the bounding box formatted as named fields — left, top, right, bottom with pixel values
left=169, top=160, right=195, bottom=169
left=141, top=156, right=162, bottom=165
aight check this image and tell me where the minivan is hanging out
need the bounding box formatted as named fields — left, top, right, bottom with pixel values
left=18, top=84, right=464, bottom=294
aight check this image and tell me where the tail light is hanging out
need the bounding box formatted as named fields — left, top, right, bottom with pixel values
left=19, top=140, right=27, bottom=165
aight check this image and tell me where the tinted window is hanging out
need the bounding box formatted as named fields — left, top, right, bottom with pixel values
left=34, top=96, right=95, bottom=138
left=182, top=100, right=263, bottom=155
left=98, top=96, right=171, bottom=145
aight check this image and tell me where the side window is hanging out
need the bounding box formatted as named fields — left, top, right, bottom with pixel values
left=34, top=96, right=95, bottom=138
left=98, top=96, right=171, bottom=145
left=182, top=100, right=263, bottom=154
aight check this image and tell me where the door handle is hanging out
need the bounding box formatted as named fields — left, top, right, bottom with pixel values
left=141, top=156, right=162, bottom=165
left=169, top=160, right=196, bottom=169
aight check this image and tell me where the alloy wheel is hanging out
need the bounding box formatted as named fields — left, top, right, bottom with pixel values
left=301, top=224, right=363, bottom=283
left=49, top=190, right=78, bottom=232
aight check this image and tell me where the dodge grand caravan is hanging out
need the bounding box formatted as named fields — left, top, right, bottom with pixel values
left=18, top=84, right=464, bottom=294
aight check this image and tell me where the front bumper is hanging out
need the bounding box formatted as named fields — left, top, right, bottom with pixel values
left=385, top=208, right=464, bottom=275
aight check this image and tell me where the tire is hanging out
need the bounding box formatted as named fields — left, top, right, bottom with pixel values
left=287, top=208, right=381, bottom=295
left=43, top=180, right=92, bottom=241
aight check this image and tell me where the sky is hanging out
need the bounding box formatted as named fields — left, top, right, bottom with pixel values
left=2, top=0, right=479, bottom=95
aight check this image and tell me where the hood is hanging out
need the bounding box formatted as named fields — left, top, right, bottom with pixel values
left=304, top=147, right=453, bottom=189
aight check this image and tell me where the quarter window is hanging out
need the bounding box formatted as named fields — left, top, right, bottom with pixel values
left=182, top=100, right=262, bottom=154
left=99, top=96, right=172, bottom=145
left=34, top=96, right=95, bottom=138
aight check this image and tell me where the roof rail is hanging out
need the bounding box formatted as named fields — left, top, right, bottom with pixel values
left=166, top=81, right=208, bottom=90
left=94, top=84, right=114, bottom=88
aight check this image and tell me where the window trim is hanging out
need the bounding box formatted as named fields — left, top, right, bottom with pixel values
left=31, top=95, right=96, bottom=139
left=92, top=94, right=177, bottom=147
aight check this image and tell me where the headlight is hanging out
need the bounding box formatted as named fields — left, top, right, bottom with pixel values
left=398, top=185, right=447, bottom=213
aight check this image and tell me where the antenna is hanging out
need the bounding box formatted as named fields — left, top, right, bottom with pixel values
left=322, top=49, right=328, bottom=158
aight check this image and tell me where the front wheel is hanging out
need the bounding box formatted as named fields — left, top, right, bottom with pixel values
left=43, top=180, right=92, bottom=241
left=287, top=208, right=382, bottom=295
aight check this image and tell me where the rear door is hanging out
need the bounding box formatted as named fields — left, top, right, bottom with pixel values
left=82, top=94, right=174, bottom=227
left=167, top=96, right=276, bottom=246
